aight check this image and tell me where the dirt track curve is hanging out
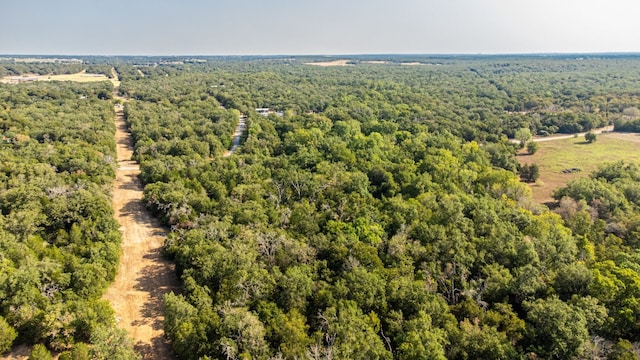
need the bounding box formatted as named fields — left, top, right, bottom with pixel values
left=103, top=77, right=180, bottom=359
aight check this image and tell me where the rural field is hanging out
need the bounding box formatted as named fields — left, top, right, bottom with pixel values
left=519, top=132, right=640, bottom=203
left=0, top=70, right=108, bottom=84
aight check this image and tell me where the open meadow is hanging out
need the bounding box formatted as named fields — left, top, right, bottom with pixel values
left=518, top=132, right=640, bottom=204
left=0, top=70, right=109, bottom=84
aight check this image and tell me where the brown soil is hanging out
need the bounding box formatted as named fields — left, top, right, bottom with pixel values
left=0, top=345, right=30, bottom=359
left=102, top=85, right=180, bottom=359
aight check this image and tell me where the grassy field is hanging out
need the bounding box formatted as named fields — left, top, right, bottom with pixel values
left=518, top=132, right=640, bottom=204
left=0, top=70, right=109, bottom=84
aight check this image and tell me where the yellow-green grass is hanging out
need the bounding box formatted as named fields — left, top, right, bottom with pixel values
left=518, top=132, right=640, bottom=204
left=0, top=70, right=109, bottom=84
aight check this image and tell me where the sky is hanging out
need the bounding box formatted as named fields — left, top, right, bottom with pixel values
left=2, top=0, right=640, bottom=55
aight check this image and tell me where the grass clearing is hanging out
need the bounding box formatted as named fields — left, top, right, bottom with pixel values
left=518, top=132, right=640, bottom=204
left=1, top=70, right=109, bottom=84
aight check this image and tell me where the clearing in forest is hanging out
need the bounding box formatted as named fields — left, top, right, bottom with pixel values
left=102, top=82, right=180, bottom=359
left=518, top=132, right=640, bottom=204
left=0, top=70, right=109, bottom=84
left=304, top=59, right=353, bottom=66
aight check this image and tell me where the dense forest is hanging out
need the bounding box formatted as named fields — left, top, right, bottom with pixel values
left=3, top=55, right=640, bottom=359
left=0, top=65, right=138, bottom=358
left=117, top=56, right=640, bottom=359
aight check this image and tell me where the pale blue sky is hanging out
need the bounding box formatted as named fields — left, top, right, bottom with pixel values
left=2, top=0, right=639, bottom=55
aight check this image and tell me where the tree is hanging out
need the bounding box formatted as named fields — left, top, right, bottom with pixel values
left=397, top=311, right=447, bottom=360
left=608, top=339, right=637, bottom=360
left=28, top=344, right=52, bottom=360
left=515, top=128, right=532, bottom=148
left=317, top=301, right=392, bottom=360
left=523, top=297, right=589, bottom=359
left=585, top=132, right=597, bottom=143
left=0, top=316, right=17, bottom=354
left=526, top=141, right=539, bottom=154
left=89, top=325, right=140, bottom=360
left=520, top=163, right=540, bottom=183
left=449, top=319, right=517, bottom=360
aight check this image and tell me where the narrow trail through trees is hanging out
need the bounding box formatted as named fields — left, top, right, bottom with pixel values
left=223, top=114, right=247, bottom=157
left=103, top=72, right=180, bottom=359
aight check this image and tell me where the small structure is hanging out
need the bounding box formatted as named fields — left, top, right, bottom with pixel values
left=256, top=108, right=271, bottom=116
left=255, top=108, right=284, bottom=117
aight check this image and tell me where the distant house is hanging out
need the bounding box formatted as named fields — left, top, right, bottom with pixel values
left=255, top=108, right=284, bottom=117
left=256, top=108, right=271, bottom=116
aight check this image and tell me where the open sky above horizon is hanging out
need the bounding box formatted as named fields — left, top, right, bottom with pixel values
left=2, top=0, right=640, bottom=56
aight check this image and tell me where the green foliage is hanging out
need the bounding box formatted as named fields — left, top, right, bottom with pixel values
left=586, top=131, right=597, bottom=143
left=396, top=311, right=447, bottom=360
left=523, top=297, right=589, bottom=359
left=0, top=79, right=130, bottom=354
left=317, top=300, right=391, bottom=359
left=519, top=163, right=540, bottom=183
left=28, top=344, right=52, bottom=360
left=526, top=141, right=539, bottom=154
left=58, top=343, right=91, bottom=360
left=0, top=316, right=17, bottom=354
left=115, top=58, right=640, bottom=359
left=6, top=56, right=640, bottom=359
left=515, top=128, right=532, bottom=148
left=89, top=325, right=141, bottom=360
left=450, top=319, right=517, bottom=360
left=608, top=339, right=638, bottom=360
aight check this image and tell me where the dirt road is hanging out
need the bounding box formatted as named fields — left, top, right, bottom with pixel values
left=510, top=125, right=614, bottom=144
left=103, top=79, right=180, bottom=359
left=223, top=114, right=247, bottom=157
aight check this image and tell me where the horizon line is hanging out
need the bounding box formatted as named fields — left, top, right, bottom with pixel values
left=3, top=51, right=640, bottom=58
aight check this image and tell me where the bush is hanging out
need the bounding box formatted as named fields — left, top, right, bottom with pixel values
left=520, top=163, right=540, bottom=183
left=526, top=141, right=539, bottom=154
left=608, top=339, right=637, bottom=360
left=28, top=344, right=52, bottom=360
left=0, top=316, right=17, bottom=354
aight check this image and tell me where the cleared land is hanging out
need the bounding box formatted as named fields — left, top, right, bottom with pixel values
left=518, top=132, right=640, bottom=204
left=110, top=68, right=121, bottom=87
left=304, top=59, right=353, bottom=66
left=0, top=70, right=109, bottom=84
left=102, top=84, right=180, bottom=359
